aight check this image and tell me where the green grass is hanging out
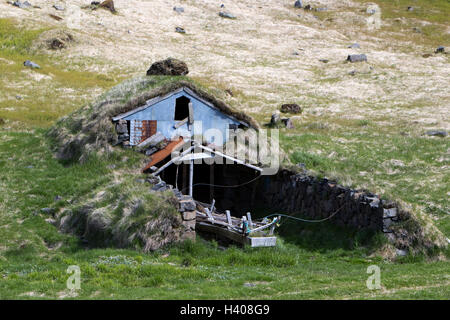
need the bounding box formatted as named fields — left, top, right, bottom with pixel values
left=0, top=18, right=123, bottom=128
left=0, top=130, right=448, bottom=299
left=0, top=10, right=449, bottom=300
left=357, top=0, right=450, bottom=47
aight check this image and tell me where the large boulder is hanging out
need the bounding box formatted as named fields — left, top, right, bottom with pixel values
left=146, top=58, right=189, bottom=76
left=280, top=103, right=302, bottom=114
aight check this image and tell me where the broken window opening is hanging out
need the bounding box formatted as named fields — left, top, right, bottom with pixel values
left=174, top=96, right=191, bottom=121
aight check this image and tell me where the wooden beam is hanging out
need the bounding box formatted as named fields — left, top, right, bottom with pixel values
left=226, top=210, right=232, bottom=228
left=246, top=212, right=253, bottom=229
left=194, top=143, right=263, bottom=172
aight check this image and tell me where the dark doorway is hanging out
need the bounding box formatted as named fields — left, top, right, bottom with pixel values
left=174, top=96, right=190, bottom=120
left=159, top=161, right=262, bottom=216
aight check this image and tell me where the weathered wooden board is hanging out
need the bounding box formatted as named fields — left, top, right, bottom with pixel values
left=247, top=236, right=276, bottom=247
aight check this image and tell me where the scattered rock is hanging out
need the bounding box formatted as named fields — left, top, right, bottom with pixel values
left=99, top=0, right=116, bottom=13
left=366, top=6, right=378, bottom=15
left=281, top=118, right=294, bottom=129
left=23, top=60, right=40, bottom=69
left=175, top=27, right=186, bottom=34
left=435, top=46, right=445, bottom=54
left=348, top=43, right=360, bottom=49
left=407, top=6, right=414, bottom=12
left=425, top=130, right=447, bottom=138
left=396, top=249, right=407, bottom=257
left=319, top=59, right=329, bottom=63
left=412, top=27, right=421, bottom=33
left=292, top=50, right=300, bottom=56
left=53, top=4, right=64, bottom=11
left=294, top=0, right=302, bottom=8
left=146, top=58, right=189, bottom=76
left=173, top=6, right=184, bottom=13
left=270, top=112, right=280, bottom=126
left=304, top=4, right=312, bottom=10
left=280, top=103, right=302, bottom=114
left=315, top=7, right=327, bottom=12
left=16, top=95, right=23, bottom=100
left=219, top=12, right=236, bottom=19
left=12, top=1, right=32, bottom=9
left=347, top=54, right=367, bottom=63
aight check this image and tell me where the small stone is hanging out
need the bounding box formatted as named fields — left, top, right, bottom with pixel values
left=407, top=6, right=414, bottom=12
left=270, top=112, right=280, bottom=125
left=219, top=12, right=236, bottom=19
left=175, top=27, right=186, bottom=34
left=396, top=249, right=407, bottom=257
left=16, top=95, right=23, bottom=100
left=179, top=200, right=196, bottom=212
left=347, top=54, right=367, bottom=63
left=13, top=1, right=32, bottom=9
left=435, top=46, right=445, bottom=54
left=23, top=60, right=40, bottom=69
left=412, top=27, right=421, bottom=33
left=348, top=43, right=360, bottom=49
left=319, top=59, right=329, bottom=63
left=54, top=195, right=63, bottom=201
left=182, top=211, right=196, bottom=221
left=366, top=6, right=377, bottom=15
left=315, top=7, right=327, bottom=12
left=243, top=282, right=256, bottom=287
left=292, top=50, right=300, bottom=56
left=304, top=4, right=312, bottom=10
left=281, top=118, right=294, bottom=129
left=425, top=130, right=447, bottom=137
left=99, top=0, right=115, bottom=13
left=294, top=0, right=302, bottom=8
left=26, top=165, right=34, bottom=169
left=173, top=6, right=184, bottom=13
left=53, top=4, right=64, bottom=11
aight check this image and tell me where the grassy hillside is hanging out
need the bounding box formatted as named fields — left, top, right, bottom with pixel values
left=0, top=0, right=448, bottom=299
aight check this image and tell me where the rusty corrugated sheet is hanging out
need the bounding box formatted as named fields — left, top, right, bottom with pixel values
left=142, top=137, right=184, bottom=172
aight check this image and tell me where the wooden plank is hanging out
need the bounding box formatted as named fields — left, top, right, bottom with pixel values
left=226, top=210, right=232, bottom=227
left=194, top=143, right=263, bottom=172
left=247, top=237, right=277, bottom=247
left=204, top=208, right=214, bottom=221
left=246, top=212, right=253, bottom=229
left=196, top=222, right=247, bottom=245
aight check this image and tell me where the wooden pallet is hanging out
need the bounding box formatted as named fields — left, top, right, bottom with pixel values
left=195, top=201, right=278, bottom=247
